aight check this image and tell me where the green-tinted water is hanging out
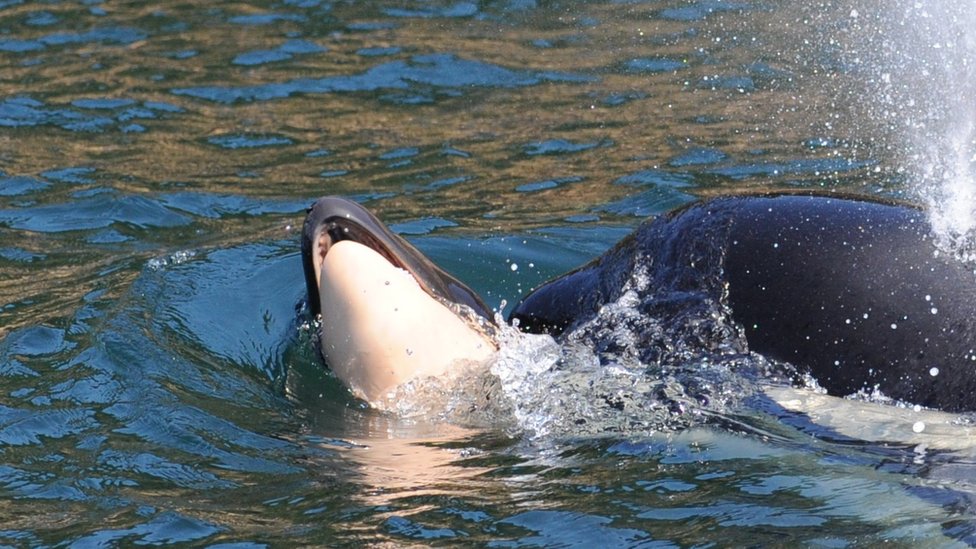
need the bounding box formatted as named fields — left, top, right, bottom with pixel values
left=2, top=0, right=976, bottom=546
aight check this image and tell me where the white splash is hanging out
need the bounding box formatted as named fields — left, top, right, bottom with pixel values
left=876, top=1, right=976, bottom=259
left=922, top=111, right=976, bottom=259
left=147, top=249, right=197, bottom=270
left=488, top=320, right=564, bottom=438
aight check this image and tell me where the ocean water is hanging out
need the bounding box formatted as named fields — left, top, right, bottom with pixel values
left=2, top=0, right=976, bottom=546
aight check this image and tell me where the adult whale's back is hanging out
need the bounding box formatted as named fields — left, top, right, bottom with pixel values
left=511, top=194, right=976, bottom=412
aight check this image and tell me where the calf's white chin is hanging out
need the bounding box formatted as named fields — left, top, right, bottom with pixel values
left=316, top=239, right=495, bottom=404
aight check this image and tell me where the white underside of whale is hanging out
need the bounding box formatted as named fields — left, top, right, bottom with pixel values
left=316, top=239, right=495, bottom=405
left=763, top=385, right=976, bottom=452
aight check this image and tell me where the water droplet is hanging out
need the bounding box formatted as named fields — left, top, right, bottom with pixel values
left=912, top=421, right=925, bottom=433
left=510, top=263, right=519, bottom=271
left=929, top=367, right=940, bottom=376
left=890, top=323, right=897, bottom=329
left=405, top=348, right=413, bottom=356
left=930, top=307, right=938, bottom=315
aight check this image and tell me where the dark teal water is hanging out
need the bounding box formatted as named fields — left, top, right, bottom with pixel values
left=3, top=0, right=976, bottom=546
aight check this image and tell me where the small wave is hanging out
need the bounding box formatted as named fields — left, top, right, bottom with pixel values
left=147, top=250, right=197, bottom=271
left=172, top=53, right=593, bottom=104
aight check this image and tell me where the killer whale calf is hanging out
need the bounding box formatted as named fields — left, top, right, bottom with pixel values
left=301, top=196, right=496, bottom=404
left=302, top=193, right=976, bottom=413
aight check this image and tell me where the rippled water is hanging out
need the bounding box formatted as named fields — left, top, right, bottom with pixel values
left=3, top=0, right=976, bottom=546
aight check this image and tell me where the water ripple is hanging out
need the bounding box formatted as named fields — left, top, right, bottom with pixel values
left=0, top=97, right=173, bottom=132
left=0, top=0, right=966, bottom=545
left=668, top=147, right=728, bottom=167
left=523, top=139, right=608, bottom=156
left=41, top=166, right=96, bottom=184
left=383, top=2, right=479, bottom=18
left=389, top=217, right=459, bottom=235
left=0, top=175, right=49, bottom=196
left=705, top=157, right=872, bottom=180
left=622, top=58, right=688, bottom=73
left=613, top=169, right=695, bottom=187
left=0, top=247, right=44, bottom=263
left=658, top=0, right=752, bottom=22
left=498, top=511, right=655, bottom=547
left=172, top=53, right=594, bottom=103
left=68, top=511, right=223, bottom=546
left=159, top=192, right=307, bottom=218
left=0, top=464, right=88, bottom=501
left=515, top=176, right=583, bottom=193
left=98, top=450, right=235, bottom=489
left=0, top=193, right=190, bottom=232
left=597, top=189, right=696, bottom=218
left=0, top=27, right=146, bottom=52
left=233, top=39, right=326, bottom=66
left=228, top=12, right=308, bottom=25
left=207, top=133, right=295, bottom=149
left=0, top=406, right=97, bottom=446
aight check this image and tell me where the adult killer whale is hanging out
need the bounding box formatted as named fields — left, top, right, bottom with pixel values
left=511, top=192, right=976, bottom=412
left=302, top=193, right=976, bottom=412
left=301, top=196, right=496, bottom=403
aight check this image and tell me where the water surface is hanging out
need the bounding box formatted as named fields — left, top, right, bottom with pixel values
left=2, top=0, right=976, bottom=546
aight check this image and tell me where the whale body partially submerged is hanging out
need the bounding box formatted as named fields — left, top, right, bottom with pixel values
left=301, top=197, right=495, bottom=404
left=512, top=193, right=976, bottom=412
left=301, top=193, right=976, bottom=413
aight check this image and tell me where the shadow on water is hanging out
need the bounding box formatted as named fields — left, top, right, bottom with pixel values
left=2, top=0, right=976, bottom=546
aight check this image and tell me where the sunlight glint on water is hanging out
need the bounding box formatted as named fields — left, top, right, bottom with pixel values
left=3, top=0, right=976, bottom=545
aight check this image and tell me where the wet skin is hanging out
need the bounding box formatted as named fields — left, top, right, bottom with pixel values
left=303, top=194, right=976, bottom=412
left=511, top=193, right=976, bottom=412
left=301, top=197, right=495, bottom=403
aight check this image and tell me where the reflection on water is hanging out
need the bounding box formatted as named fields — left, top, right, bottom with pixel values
left=2, top=0, right=976, bottom=546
